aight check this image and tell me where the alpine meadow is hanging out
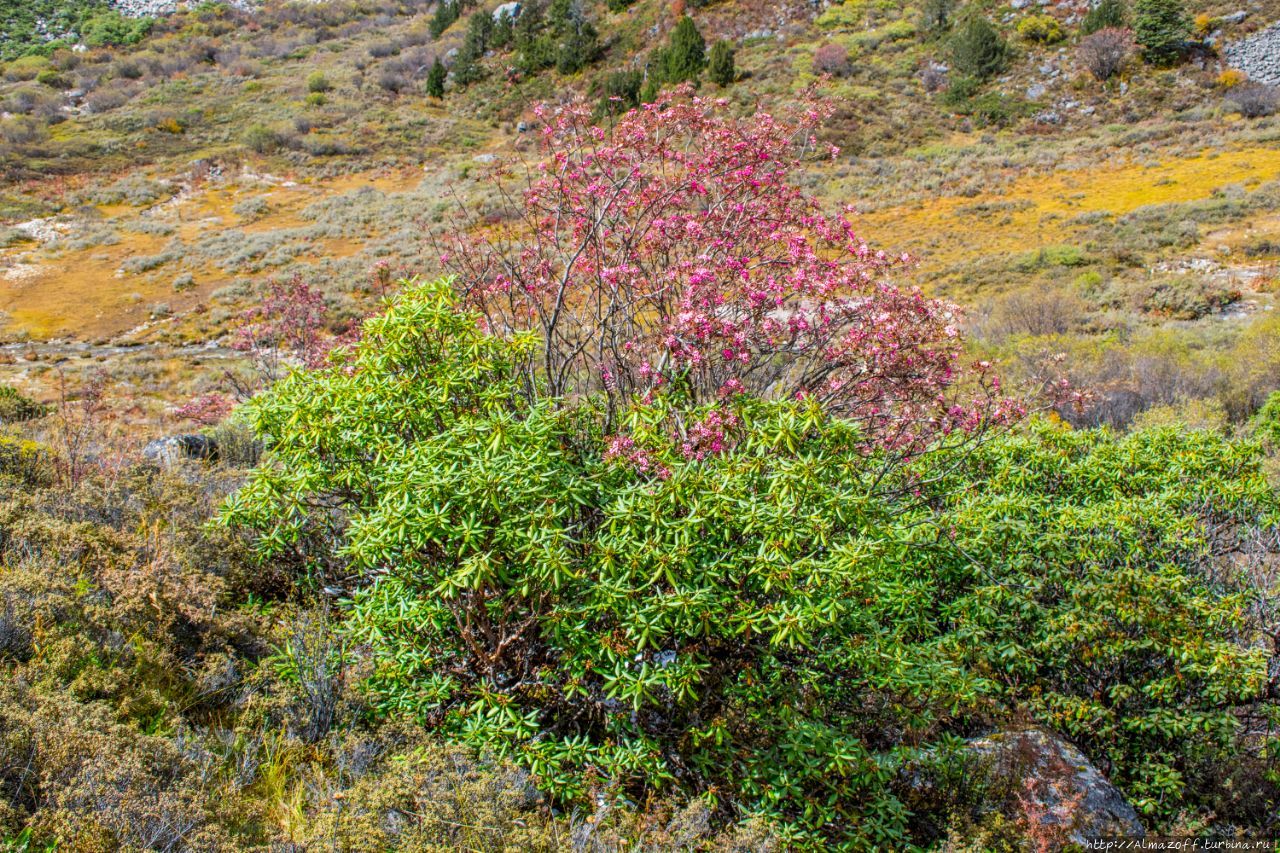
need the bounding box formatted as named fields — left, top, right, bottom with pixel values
left=1, top=0, right=1279, bottom=849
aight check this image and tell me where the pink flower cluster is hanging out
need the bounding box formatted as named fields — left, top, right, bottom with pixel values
left=174, top=392, right=234, bottom=426
left=604, top=434, right=670, bottom=480
left=680, top=407, right=739, bottom=461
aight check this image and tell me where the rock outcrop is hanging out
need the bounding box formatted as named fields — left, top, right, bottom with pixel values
left=1225, top=22, right=1280, bottom=85
left=110, top=0, right=183, bottom=17
left=142, top=434, right=219, bottom=468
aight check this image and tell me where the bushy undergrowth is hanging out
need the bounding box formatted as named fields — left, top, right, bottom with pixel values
left=0, top=433, right=767, bottom=850
left=222, top=278, right=1280, bottom=848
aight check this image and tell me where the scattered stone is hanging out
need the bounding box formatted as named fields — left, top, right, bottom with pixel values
left=142, top=434, right=219, bottom=468
left=1224, top=21, right=1280, bottom=85
left=109, top=0, right=182, bottom=17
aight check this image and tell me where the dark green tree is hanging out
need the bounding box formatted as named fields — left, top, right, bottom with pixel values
left=1134, top=0, right=1189, bottom=65
left=663, top=15, right=706, bottom=83
left=491, top=7, right=515, bottom=49
left=1080, top=0, right=1128, bottom=35
left=948, top=13, right=1007, bottom=80
left=425, top=57, right=446, bottom=98
left=707, top=39, right=735, bottom=86
left=515, top=0, right=556, bottom=72
left=453, top=44, right=484, bottom=86
left=593, top=68, right=642, bottom=117
left=428, top=0, right=460, bottom=39
left=465, top=8, right=493, bottom=52
left=549, top=0, right=600, bottom=74
left=919, top=0, right=955, bottom=35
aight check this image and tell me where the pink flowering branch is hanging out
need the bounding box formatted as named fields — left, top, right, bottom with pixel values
left=438, top=85, right=1022, bottom=458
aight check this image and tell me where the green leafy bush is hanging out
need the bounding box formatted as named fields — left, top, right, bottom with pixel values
left=1252, top=390, right=1280, bottom=444
left=243, top=123, right=283, bottom=154
left=0, top=437, right=53, bottom=488
left=81, top=10, right=153, bottom=48
left=225, top=278, right=1280, bottom=847
left=1016, top=14, right=1064, bottom=45
left=305, top=71, right=331, bottom=94
left=0, top=387, right=47, bottom=425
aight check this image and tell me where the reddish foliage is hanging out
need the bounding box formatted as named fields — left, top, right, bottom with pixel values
left=441, top=86, right=1021, bottom=455
left=233, top=273, right=330, bottom=372
left=176, top=273, right=340, bottom=423
left=813, top=43, right=851, bottom=76
left=174, top=392, right=235, bottom=425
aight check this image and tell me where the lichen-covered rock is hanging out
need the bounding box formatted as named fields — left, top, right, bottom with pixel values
left=968, top=729, right=1145, bottom=843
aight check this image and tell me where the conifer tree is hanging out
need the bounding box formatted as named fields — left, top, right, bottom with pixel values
left=707, top=39, right=735, bottom=86
left=663, top=15, right=706, bottom=83
left=1134, top=0, right=1189, bottom=65
left=425, top=56, right=446, bottom=97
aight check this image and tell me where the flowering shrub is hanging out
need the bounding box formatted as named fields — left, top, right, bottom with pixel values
left=233, top=272, right=330, bottom=374
left=224, top=280, right=1280, bottom=847
left=440, top=88, right=1019, bottom=458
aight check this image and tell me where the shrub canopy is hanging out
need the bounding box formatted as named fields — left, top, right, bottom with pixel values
left=225, top=278, right=1280, bottom=848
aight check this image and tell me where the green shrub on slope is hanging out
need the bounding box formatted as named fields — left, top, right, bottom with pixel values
left=224, top=277, right=1280, bottom=847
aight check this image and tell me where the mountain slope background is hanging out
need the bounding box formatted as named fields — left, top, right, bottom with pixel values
left=0, top=0, right=1278, bottom=436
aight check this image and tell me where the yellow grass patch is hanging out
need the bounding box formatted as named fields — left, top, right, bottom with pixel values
left=851, top=144, right=1280, bottom=286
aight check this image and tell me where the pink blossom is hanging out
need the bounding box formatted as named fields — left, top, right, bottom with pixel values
left=437, top=85, right=1020, bottom=467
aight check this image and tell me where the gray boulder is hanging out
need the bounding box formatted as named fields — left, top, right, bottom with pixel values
left=493, top=1, right=520, bottom=22
left=967, top=729, right=1145, bottom=843
left=143, top=434, right=219, bottom=468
